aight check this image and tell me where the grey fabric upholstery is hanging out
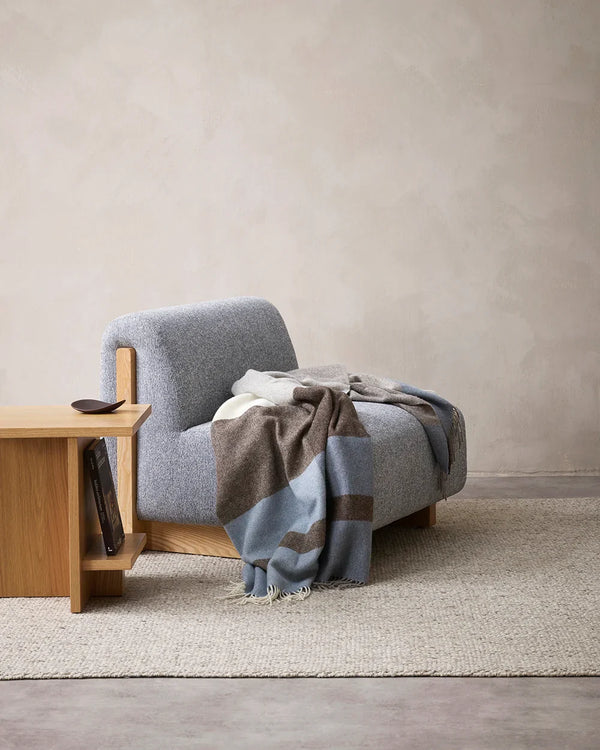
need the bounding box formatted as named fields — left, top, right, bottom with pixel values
left=100, top=297, right=467, bottom=530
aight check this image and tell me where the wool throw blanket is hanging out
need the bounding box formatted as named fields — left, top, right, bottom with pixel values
left=228, top=365, right=460, bottom=479
left=212, top=384, right=373, bottom=603
left=211, top=366, right=460, bottom=603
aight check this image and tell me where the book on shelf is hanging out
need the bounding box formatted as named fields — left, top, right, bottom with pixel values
left=84, top=438, right=125, bottom=556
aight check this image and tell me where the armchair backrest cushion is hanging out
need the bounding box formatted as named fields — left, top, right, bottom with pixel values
left=100, top=297, right=298, bottom=432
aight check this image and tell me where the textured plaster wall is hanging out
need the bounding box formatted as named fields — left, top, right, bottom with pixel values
left=1, top=1, right=599, bottom=472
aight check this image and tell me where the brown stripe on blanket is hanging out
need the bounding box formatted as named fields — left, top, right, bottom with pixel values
left=212, top=404, right=320, bottom=525
left=327, top=494, right=374, bottom=522
left=290, top=387, right=370, bottom=440
left=350, top=383, right=441, bottom=427
left=278, top=519, right=327, bottom=555
left=213, top=386, right=368, bottom=525
left=251, top=559, right=270, bottom=571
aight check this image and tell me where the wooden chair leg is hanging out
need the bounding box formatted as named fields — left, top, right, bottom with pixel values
left=396, top=503, right=437, bottom=528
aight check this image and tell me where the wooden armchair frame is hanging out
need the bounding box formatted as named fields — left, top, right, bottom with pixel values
left=115, top=347, right=435, bottom=559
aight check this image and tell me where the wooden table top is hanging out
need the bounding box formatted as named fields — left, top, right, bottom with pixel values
left=0, top=404, right=151, bottom=438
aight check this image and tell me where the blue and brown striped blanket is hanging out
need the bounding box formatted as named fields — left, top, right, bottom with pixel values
left=211, top=366, right=458, bottom=603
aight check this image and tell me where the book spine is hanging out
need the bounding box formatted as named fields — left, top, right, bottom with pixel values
left=86, top=449, right=117, bottom=556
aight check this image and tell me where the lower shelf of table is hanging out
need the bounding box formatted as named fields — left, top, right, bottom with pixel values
left=82, top=532, right=146, bottom=571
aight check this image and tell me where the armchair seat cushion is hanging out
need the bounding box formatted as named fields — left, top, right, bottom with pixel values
left=354, top=402, right=466, bottom=528
left=135, top=403, right=466, bottom=531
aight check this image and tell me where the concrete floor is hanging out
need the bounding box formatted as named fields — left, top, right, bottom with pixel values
left=455, top=474, right=600, bottom=500
left=1, top=676, right=599, bottom=750
left=1, top=476, right=599, bottom=750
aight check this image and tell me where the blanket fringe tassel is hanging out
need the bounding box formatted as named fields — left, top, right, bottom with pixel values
left=222, top=578, right=363, bottom=604
left=221, top=582, right=310, bottom=605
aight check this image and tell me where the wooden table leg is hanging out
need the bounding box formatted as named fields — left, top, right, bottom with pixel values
left=0, top=438, right=70, bottom=597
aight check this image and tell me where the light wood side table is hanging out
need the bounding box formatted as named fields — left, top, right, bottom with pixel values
left=0, top=404, right=151, bottom=612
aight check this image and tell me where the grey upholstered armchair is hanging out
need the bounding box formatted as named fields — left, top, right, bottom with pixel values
left=100, top=297, right=466, bottom=557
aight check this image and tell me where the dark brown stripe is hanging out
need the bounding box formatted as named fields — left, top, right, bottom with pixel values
left=212, top=404, right=321, bottom=524
left=278, top=519, right=327, bottom=555
left=351, top=384, right=440, bottom=426
left=327, top=494, right=373, bottom=522
left=291, top=387, right=370, bottom=439
left=213, top=387, right=368, bottom=525
left=252, top=559, right=269, bottom=571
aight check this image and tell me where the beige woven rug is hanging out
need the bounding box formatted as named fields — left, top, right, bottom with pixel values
left=1, top=498, right=598, bottom=679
